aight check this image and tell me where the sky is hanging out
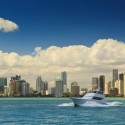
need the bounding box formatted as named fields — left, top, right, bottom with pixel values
left=0, top=0, right=125, bottom=89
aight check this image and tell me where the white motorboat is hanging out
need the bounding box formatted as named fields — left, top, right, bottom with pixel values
left=70, top=89, right=106, bottom=106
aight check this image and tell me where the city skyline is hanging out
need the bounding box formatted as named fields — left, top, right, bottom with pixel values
left=0, top=0, right=125, bottom=88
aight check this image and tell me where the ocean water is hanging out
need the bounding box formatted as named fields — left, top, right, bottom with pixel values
left=0, top=98, right=125, bottom=125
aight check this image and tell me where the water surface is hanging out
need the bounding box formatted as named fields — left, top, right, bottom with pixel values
left=0, top=97, right=125, bottom=125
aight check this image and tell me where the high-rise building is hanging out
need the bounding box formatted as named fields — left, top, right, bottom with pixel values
left=61, top=71, right=67, bottom=93
left=44, top=81, right=48, bottom=91
left=36, top=76, right=48, bottom=95
left=9, top=75, right=28, bottom=96
left=61, top=71, right=67, bottom=85
left=72, top=85, right=80, bottom=96
left=119, top=73, right=124, bottom=81
left=0, top=77, right=7, bottom=94
left=104, top=81, right=111, bottom=95
left=4, top=86, right=9, bottom=96
left=55, top=79, right=63, bottom=97
left=110, top=88, right=118, bottom=96
left=112, top=69, right=118, bottom=88
left=99, top=75, right=105, bottom=91
left=92, top=77, right=98, bottom=91
left=22, top=82, right=30, bottom=96
left=9, top=80, right=16, bottom=96
left=36, top=76, right=42, bottom=93
left=16, top=80, right=26, bottom=95
left=11, top=75, right=21, bottom=81
left=71, top=81, right=80, bottom=96
left=49, top=87, right=56, bottom=95
left=71, top=81, right=78, bottom=93
left=115, top=80, right=123, bottom=95
left=123, top=72, right=125, bottom=96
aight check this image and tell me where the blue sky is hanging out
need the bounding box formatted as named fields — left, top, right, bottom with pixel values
left=1, top=0, right=125, bottom=88
left=0, top=0, right=125, bottom=54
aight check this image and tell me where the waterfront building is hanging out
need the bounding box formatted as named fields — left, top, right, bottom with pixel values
left=55, top=79, right=63, bottom=97
left=16, top=80, right=27, bottom=96
left=36, top=76, right=47, bottom=95
left=44, top=81, right=48, bottom=91
left=0, top=77, right=7, bottom=94
left=123, top=72, right=125, bottom=96
left=110, top=88, right=118, bottom=96
left=4, top=86, right=9, bottom=96
left=61, top=71, right=67, bottom=85
left=9, top=80, right=17, bottom=96
left=29, top=87, right=33, bottom=94
left=71, top=85, right=80, bottom=96
left=36, top=76, right=42, bottom=93
left=104, top=81, right=111, bottom=95
left=112, top=69, right=118, bottom=88
left=11, top=75, right=21, bottom=81
left=22, top=82, right=30, bottom=96
left=61, top=71, right=67, bottom=93
left=71, top=81, right=78, bottom=93
left=92, top=77, right=98, bottom=91
left=120, top=80, right=124, bottom=96
left=50, top=87, right=56, bottom=95
left=44, top=81, right=48, bottom=95
left=40, top=80, right=45, bottom=95
left=9, top=75, right=28, bottom=96
left=99, top=75, right=105, bottom=91
left=119, top=73, right=124, bottom=81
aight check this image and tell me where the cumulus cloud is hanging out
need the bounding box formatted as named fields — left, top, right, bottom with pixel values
left=0, top=38, right=125, bottom=88
left=0, top=17, right=19, bottom=32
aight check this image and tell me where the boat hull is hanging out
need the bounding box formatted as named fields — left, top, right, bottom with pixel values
left=70, top=97, right=107, bottom=106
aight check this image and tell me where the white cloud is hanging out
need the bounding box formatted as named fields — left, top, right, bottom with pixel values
left=0, top=38, right=125, bottom=89
left=0, top=17, right=19, bottom=32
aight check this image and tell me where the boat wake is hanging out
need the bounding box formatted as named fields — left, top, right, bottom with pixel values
left=58, top=103, right=74, bottom=107
left=80, top=101, right=123, bottom=107
left=57, top=101, right=123, bottom=107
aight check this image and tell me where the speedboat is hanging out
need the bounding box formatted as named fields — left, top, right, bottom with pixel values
left=70, top=89, right=106, bottom=106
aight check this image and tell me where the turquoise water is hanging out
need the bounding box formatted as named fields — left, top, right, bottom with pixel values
left=0, top=97, right=125, bottom=125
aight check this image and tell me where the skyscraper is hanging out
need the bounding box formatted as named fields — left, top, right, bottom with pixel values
left=92, top=77, right=98, bottom=91
left=9, top=79, right=16, bottom=96
left=99, top=75, right=105, bottom=91
left=9, top=75, right=28, bottom=96
left=36, top=76, right=42, bottom=93
left=119, top=73, right=124, bottom=81
left=115, top=80, right=123, bottom=95
left=55, top=79, right=63, bottom=97
left=61, top=71, right=67, bottom=93
left=112, top=69, right=118, bottom=88
left=104, top=81, right=111, bottom=95
left=123, top=73, right=125, bottom=97
left=71, top=81, right=80, bottom=96
left=61, top=71, right=67, bottom=85
left=22, top=82, right=30, bottom=96
left=0, top=77, right=7, bottom=94
left=71, top=81, right=78, bottom=93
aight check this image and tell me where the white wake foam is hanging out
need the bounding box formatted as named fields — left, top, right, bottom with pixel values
left=57, top=103, right=74, bottom=107
left=80, top=101, right=123, bottom=107
left=58, top=101, right=123, bottom=107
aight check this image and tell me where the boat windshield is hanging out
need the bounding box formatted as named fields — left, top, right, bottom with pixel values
left=93, top=91, right=97, bottom=93
left=93, top=90, right=103, bottom=94
left=96, top=91, right=103, bottom=94
left=92, top=97, right=103, bottom=100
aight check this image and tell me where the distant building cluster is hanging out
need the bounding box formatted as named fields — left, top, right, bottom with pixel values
left=92, top=69, right=125, bottom=97
left=0, top=71, right=80, bottom=97
left=1, top=69, right=125, bottom=97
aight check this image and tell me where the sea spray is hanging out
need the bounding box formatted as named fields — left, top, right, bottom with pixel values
left=58, top=101, right=123, bottom=107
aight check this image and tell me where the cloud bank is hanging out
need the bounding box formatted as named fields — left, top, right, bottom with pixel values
left=0, top=17, right=19, bottom=32
left=0, top=39, right=125, bottom=88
